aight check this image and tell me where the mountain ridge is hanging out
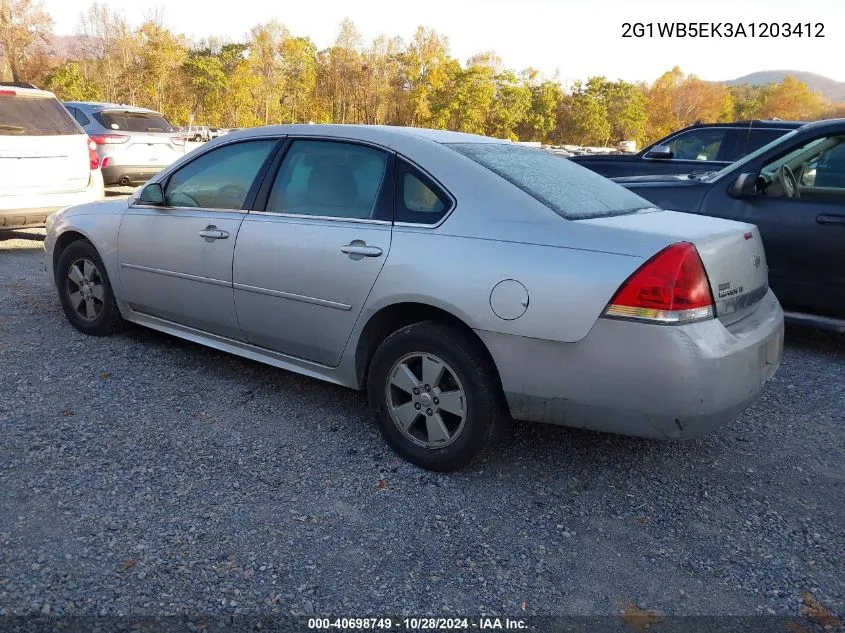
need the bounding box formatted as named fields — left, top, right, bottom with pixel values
left=723, top=70, right=845, bottom=102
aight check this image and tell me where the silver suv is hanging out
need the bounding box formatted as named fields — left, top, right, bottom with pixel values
left=63, top=102, right=186, bottom=186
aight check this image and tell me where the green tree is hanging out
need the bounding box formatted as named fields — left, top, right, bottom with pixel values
left=43, top=61, right=101, bottom=100
left=602, top=79, right=648, bottom=145
left=279, top=36, right=318, bottom=123
left=557, top=79, right=611, bottom=146
left=487, top=69, right=531, bottom=139
left=248, top=20, right=289, bottom=124
left=442, top=56, right=496, bottom=134
left=181, top=52, right=225, bottom=124
left=518, top=75, right=563, bottom=142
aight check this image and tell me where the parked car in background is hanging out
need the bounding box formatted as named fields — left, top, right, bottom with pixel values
left=185, top=125, right=211, bottom=142
left=613, top=118, right=845, bottom=330
left=571, top=120, right=804, bottom=178
left=64, top=102, right=186, bottom=187
left=0, top=86, right=103, bottom=231
left=45, top=125, right=783, bottom=471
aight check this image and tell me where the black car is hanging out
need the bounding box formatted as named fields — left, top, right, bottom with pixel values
left=613, top=118, right=845, bottom=330
left=570, top=120, right=803, bottom=178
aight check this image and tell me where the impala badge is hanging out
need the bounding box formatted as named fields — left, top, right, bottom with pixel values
left=751, top=253, right=761, bottom=268
left=718, top=282, right=744, bottom=299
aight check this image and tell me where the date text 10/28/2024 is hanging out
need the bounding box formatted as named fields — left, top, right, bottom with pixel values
left=307, top=617, right=527, bottom=630
left=622, top=22, right=825, bottom=38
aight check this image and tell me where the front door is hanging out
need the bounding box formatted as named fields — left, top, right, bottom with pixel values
left=725, top=133, right=845, bottom=317
left=233, top=138, right=393, bottom=366
left=117, top=138, right=279, bottom=338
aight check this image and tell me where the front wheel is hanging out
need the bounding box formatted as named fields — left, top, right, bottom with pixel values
left=56, top=240, right=125, bottom=336
left=367, top=322, right=508, bottom=472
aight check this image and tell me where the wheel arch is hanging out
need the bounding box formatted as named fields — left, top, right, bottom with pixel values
left=353, top=301, right=503, bottom=392
left=52, top=230, right=95, bottom=278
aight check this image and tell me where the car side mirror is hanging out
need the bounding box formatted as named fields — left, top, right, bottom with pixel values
left=647, top=144, right=674, bottom=159
left=729, top=172, right=760, bottom=198
left=138, top=182, right=164, bottom=205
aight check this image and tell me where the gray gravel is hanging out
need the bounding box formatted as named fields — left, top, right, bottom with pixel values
left=1, top=230, right=843, bottom=622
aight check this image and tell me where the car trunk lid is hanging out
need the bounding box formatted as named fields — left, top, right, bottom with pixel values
left=578, top=209, right=770, bottom=325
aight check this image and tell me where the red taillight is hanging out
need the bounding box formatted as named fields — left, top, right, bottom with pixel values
left=0, top=89, right=16, bottom=96
left=101, top=156, right=110, bottom=169
left=87, top=138, right=100, bottom=170
left=604, top=242, right=715, bottom=324
left=171, top=135, right=185, bottom=146
left=89, top=134, right=129, bottom=145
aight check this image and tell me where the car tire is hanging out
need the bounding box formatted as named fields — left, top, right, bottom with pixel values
left=56, top=239, right=125, bottom=336
left=367, top=321, right=508, bottom=472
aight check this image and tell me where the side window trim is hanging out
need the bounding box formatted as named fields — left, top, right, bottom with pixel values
left=394, top=156, right=456, bottom=227
left=249, top=136, right=396, bottom=223
left=73, top=109, right=91, bottom=126
left=133, top=137, right=284, bottom=212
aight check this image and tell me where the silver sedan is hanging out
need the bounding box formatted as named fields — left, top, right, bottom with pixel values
left=44, top=125, right=785, bottom=472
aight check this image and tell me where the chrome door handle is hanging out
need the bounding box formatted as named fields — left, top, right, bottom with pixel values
left=199, top=227, right=229, bottom=240
left=341, top=243, right=383, bottom=257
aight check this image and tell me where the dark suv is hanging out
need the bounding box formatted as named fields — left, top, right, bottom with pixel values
left=569, top=120, right=804, bottom=178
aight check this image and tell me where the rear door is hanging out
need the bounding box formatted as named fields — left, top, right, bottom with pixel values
left=0, top=89, right=90, bottom=195
left=233, top=138, right=394, bottom=366
left=118, top=138, right=280, bottom=338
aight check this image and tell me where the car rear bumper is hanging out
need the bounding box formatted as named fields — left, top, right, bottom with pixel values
left=0, top=173, right=104, bottom=230
left=476, top=289, right=784, bottom=439
left=101, top=165, right=165, bottom=186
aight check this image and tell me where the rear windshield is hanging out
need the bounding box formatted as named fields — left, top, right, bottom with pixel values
left=0, top=94, right=82, bottom=136
left=93, top=110, right=175, bottom=133
left=447, top=143, right=654, bottom=219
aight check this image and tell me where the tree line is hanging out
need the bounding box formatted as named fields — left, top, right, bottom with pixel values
left=3, top=0, right=845, bottom=146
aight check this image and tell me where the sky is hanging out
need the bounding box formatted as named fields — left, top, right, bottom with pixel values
left=42, top=0, right=845, bottom=85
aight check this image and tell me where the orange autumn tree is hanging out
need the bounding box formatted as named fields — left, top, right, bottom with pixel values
left=759, top=76, right=825, bottom=120
left=645, top=67, right=733, bottom=142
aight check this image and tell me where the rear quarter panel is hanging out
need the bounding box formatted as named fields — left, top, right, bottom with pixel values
left=365, top=227, right=647, bottom=344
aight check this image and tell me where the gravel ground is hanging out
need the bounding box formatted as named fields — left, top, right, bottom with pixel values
left=0, top=230, right=843, bottom=624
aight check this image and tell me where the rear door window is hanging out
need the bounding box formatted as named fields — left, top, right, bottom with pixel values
left=94, top=110, right=175, bottom=133
left=715, top=129, right=747, bottom=162
left=266, top=140, right=389, bottom=220
left=0, top=93, right=82, bottom=136
left=72, top=108, right=91, bottom=126
left=746, top=129, right=791, bottom=155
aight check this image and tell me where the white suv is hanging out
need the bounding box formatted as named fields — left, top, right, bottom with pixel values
left=0, top=85, right=104, bottom=231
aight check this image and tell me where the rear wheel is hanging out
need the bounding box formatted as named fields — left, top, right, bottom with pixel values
left=367, top=321, right=508, bottom=472
left=56, top=240, right=125, bottom=336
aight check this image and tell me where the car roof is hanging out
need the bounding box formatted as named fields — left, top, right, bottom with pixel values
left=790, top=117, right=845, bottom=134
left=227, top=124, right=509, bottom=147
left=683, top=119, right=805, bottom=130
left=1, top=85, right=58, bottom=99
left=64, top=101, right=164, bottom=115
